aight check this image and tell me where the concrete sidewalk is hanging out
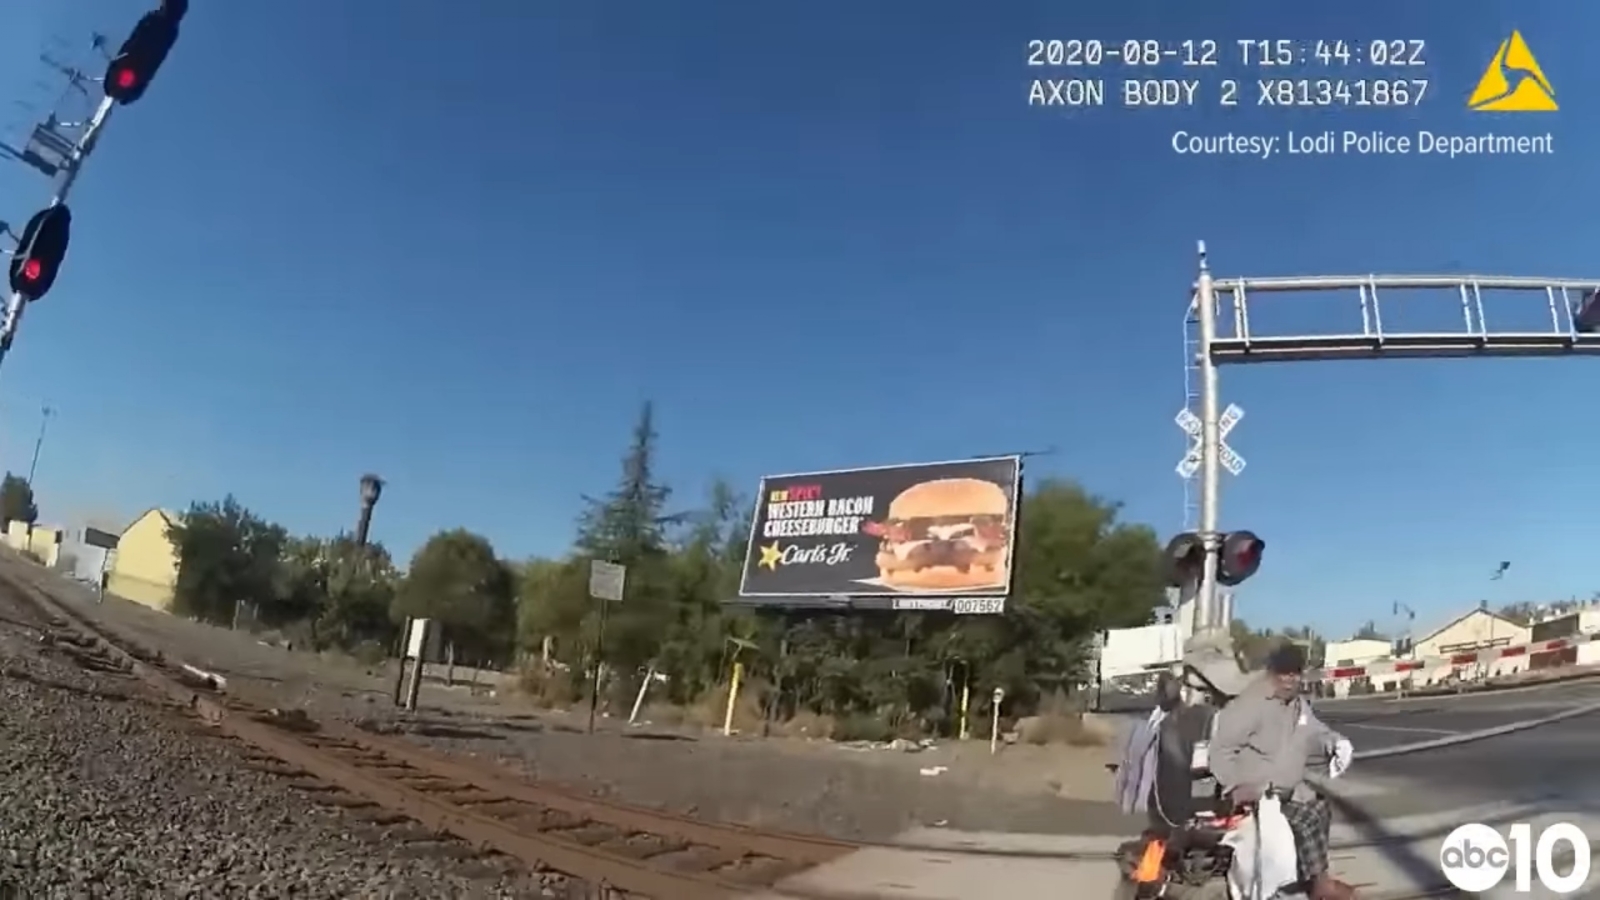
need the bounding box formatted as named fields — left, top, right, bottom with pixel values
left=752, top=800, right=1600, bottom=899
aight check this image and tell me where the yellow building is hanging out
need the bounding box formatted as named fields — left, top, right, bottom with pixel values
left=4, top=521, right=64, bottom=567
left=106, top=508, right=183, bottom=611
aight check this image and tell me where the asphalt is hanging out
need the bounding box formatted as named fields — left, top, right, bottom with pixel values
left=1098, top=681, right=1600, bottom=822
left=1318, top=680, right=1600, bottom=749
left=1354, top=708, right=1600, bottom=799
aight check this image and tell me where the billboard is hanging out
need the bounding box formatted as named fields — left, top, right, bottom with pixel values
left=735, top=456, right=1021, bottom=613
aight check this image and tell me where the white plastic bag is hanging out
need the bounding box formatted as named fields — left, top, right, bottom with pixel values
left=1221, top=795, right=1299, bottom=900
left=1328, top=738, right=1354, bottom=779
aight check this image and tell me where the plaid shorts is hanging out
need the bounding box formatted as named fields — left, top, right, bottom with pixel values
left=1278, top=793, right=1332, bottom=880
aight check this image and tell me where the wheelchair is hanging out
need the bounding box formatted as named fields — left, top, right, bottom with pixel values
left=1109, top=666, right=1309, bottom=900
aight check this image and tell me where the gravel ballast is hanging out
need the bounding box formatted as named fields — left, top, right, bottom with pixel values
left=4, top=558, right=1144, bottom=843
left=0, top=582, right=577, bottom=899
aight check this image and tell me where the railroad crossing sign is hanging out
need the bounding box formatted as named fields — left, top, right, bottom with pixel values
left=1175, top=403, right=1246, bottom=479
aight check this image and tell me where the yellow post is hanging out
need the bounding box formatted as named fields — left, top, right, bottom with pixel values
left=722, top=661, right=745, bottom=737
left=958, top=682, right=971, bottom=740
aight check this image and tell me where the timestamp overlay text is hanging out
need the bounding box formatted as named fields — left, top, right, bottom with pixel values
left=1024, top=38, right=1557, bottom=162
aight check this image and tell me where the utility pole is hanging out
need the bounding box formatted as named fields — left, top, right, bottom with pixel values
left=25, top=405, right=52, bottom=487
left=0, top=0, right=188, bottom=377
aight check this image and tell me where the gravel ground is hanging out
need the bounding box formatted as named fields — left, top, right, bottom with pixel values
left=5, top=557, right=1144, bottom=843
left=0, top=577, right=581, bottom=899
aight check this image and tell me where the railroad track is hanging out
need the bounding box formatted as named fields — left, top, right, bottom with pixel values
left=0, top=574, right=864, bottom=899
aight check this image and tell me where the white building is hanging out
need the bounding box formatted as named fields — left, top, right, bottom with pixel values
left=1096, top=588, right=1235, bottom=684
left=1323, top=637, right=1399, bottom=698
left=1325, top=638, right=1391, bottom=667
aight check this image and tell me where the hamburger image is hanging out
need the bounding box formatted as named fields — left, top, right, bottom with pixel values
left=865, top=478, right=1012, bottom=591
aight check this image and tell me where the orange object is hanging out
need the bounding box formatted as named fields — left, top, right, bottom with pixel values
left=1133, top=838, right=1166, bottom=883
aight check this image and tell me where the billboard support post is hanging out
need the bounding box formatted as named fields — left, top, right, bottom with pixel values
left=760, top=609, right=794, bottom=738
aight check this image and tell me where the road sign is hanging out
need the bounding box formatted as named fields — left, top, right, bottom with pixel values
left=588, top=560, right=626, bottom=602
left=1217, top=403, right=1243, bottom=437
left=83, top=526, right=118, bottom=550
left=1174, top=403, right=1246, bottom=479
left=1174, top=403, right=1242, bottom=439
left=1175, top=407, right=1200, bottom=437
left=1218, top=442, right=1246, bottom=476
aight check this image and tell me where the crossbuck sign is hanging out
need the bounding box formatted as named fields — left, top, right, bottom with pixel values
left=1175, top=403, right=1246, bottom=479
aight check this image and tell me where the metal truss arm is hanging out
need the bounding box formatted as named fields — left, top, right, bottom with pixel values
left=1202, top=273, right=1600, bottom=364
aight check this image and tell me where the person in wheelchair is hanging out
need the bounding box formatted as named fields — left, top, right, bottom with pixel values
left=1210, top=644, right=1354, bottom=900
left=1143, top=670, right=1226, bottom=836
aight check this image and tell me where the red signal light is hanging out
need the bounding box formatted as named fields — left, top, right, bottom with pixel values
left=115, top=68, right=139, bottom=90
left=1229, top=540, right=1260, bottom=568
left=20, top=260, right=40, bottom=282
left=1217, top=530, right=1265, bottom=587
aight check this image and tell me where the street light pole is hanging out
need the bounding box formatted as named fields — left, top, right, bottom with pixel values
left=25, top=404, right=52, bottom=487
left=356, top=473, right=383, bottom=547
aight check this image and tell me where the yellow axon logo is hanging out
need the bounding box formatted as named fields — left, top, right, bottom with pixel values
left=1468, top=31, right=1557, bottom=112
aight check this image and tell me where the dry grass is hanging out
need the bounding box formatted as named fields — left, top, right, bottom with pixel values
left=516, top=663, right=579, bottom=709
left=773, top=709, right=835, bottom=740
left=1016, top=712, right=1114, bottom=747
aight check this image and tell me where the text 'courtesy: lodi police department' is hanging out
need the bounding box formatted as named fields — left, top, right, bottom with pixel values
left=1170, top=129, right=1555, bottom=161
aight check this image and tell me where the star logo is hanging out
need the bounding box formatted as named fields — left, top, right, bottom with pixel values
left=758, top=542, right=783, bottom=570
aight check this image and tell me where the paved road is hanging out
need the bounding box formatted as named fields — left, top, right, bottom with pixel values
left=1355, top=708, right=1600, bottom=801
left=1318, top=680, right=1600, bottom=750
left=1312, top=683, right=1600, bottom=822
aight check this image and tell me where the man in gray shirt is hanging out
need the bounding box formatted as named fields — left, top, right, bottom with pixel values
left=1210, top=643, right=1354, bottom=900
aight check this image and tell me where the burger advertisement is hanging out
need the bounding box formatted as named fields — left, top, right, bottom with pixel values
left=737, top=457, right=1020, bottom=610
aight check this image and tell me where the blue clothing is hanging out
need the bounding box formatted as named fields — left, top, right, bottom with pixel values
left=1114, top=708, right=1165, bottom=814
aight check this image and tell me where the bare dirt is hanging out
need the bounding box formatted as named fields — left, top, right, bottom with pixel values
left=3, top=556, right=1146, bottom=843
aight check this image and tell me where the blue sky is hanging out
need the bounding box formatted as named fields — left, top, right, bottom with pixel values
left=0, top=1, right=1592, bottom=639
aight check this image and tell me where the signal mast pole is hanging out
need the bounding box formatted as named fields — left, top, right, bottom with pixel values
left=0, top=0, right=186, bottom=376
left=0, top=97, right=114, bottom=365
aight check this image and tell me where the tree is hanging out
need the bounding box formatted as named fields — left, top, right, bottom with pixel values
left=752, top=477, right=1166, bottom=732
left=559, top=401, right=692, bottom=697
left=0, top=473, right=38, bottom=525
left=279, top=534, right=401, bottom=652
left=1352, top=620, right=1387, bottom=640
left=155, top=408, right=1202, bottom=740
left=574, top=401, right=680, bottom=563
left=393, top=529, right=516, bottom=664
left=167, top=496, right=287, bottom=626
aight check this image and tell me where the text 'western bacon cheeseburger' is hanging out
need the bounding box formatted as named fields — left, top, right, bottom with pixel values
left=864, top=478, right=1011, bottom=591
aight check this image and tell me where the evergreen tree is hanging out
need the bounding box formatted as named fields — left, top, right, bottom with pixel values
left=574, top=401, right=680, bottom=563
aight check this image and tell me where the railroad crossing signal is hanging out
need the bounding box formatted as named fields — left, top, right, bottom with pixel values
left=1217, top=530, right=1265, bottom=586
left=104, top=2, right=186, bottom=106
left=1163, top=531, right=1206, bottom=587
left=1164, top=528, right=1266, bottom=587
left=1175, top=403, right=1246, bottom=479
left=1579, top=289, right=1600, bottom=333
left=8, top=205, right=72, bottom=301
